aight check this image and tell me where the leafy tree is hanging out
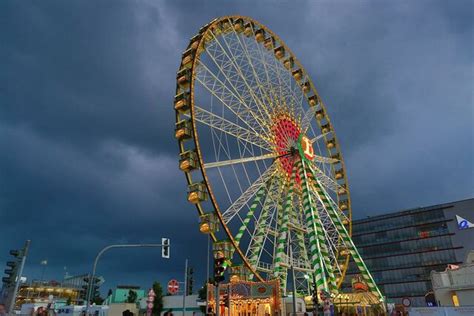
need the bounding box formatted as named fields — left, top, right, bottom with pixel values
left=66, top=297, right=72, bottom=306
left=198, top=279, right=213, bottom=313
left=152, top=282, right=163, bottom=316
left=127, top=290, right=137, bottom=303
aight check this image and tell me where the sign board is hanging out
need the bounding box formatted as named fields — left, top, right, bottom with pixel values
left=456, top=215, right=474, bottom=230
left=167, top=279, right=179, bottom=295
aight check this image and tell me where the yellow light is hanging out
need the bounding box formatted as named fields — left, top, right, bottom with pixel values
left=199, top=223, right=210, bottom=234
left=174, top=99, right=186, bottom=111
left=230, top=275, right=240, bottom=282
left=175, top=129, right=186, bottom=139
left=179, top=160, right=191, bottom=171
left=188, top=191, right=199, bottom=204
left=452, top=293, right=460, bottom=307
left=182, top=55, right=192, bottom=65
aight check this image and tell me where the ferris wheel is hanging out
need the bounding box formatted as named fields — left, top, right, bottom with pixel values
left=174, top=16, right=383, bottom=301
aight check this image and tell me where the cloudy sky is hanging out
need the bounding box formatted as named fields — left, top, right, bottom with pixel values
left=1, top=0, right=472, bottom=294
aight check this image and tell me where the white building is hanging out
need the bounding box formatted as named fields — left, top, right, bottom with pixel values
left=431, top=251, right=474, bottom=306
left=161, top=295, right=203, bottom=315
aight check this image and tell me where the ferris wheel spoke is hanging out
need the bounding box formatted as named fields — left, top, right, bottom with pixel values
left=312, top=155, right=340, bottom=164
left=191, top=106, right=272, bottom=151
left=204, top=152, right=280, bottom=169
left=246, top=177, right=282, bottom=271
left=206, top=31, right=273, bottom=129
left=301, top=106, right=317, bottom=133
left=250, top=28, right=301, bottom=122
left=221, top=23, right=279, bottom=119
left=310, top=193, right=343, bottom=277
left=242, top=26, right=283, bottom=114
left=195, top=62, right=269, bottom=137
left=247, top=33, right=298, bottom=145
left=211, top=28, right=270, bottom=117
left=308, top=160, right=342, bottom=192
left=307, top=164, right=350, bottom=225
left=310, top=132, right=331, bottom=144
left=221, top=162, right=278, bottom=224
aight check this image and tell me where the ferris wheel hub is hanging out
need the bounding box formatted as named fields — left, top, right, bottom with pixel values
left=298, top=135, right=315, bottom=161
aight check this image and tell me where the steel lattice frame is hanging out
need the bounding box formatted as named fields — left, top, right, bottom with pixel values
left=174, top=16, right=383, bottom=302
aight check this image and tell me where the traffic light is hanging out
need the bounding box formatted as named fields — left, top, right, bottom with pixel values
left=83, top=276, right=102, bottom=302
left=186, top=267, right=194, bottom=295
left=2, top=249, right=22, bottom=288
left=162, top=238, right=170, bottom=259
left=214, top=257, right=228, bottom=283
left=79, top=286, right=88, bottom=300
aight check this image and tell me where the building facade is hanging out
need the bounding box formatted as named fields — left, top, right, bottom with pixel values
left=431, top=251, right=474, bottom=306
left=342, top=198, right=474, bottom=307
left=104, top=285, right=145, bottom=305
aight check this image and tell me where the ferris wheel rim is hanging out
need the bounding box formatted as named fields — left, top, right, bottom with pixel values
left=176, top=15, right=352, bottom=288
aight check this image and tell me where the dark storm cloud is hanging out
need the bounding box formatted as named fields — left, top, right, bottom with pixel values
left=1, top=0, right=472, bottom=292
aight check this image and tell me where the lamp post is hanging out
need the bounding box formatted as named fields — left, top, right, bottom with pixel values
left=85, top=242, right=170, bottom=316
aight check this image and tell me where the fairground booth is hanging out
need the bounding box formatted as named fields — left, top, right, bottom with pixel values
left=208, top=280, right=280, bottom=316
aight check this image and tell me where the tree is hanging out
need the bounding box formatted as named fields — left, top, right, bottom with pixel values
left=152, top=282, right=163, bottom=316
left=198, top=278, right=214, bottom=300
left=198, top=279, right=213, bottom=313
left=127, top=290, right=137, bottom=303
left=66, top=297, right=72, bottom=306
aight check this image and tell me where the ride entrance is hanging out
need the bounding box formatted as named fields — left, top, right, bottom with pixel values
left=174, top=15, right=385, bottom=311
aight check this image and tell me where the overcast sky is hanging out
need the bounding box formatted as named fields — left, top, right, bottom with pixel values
left=1, top=0, right=472, bottom=294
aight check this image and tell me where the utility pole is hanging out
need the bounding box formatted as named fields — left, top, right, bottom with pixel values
left=215, top=282, right=220, bottom=316
left=182, top=259, right=188, bottom=316
left=290, top=246, right=297, bottom=316
left=9, top=240, right=30, bottom=314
